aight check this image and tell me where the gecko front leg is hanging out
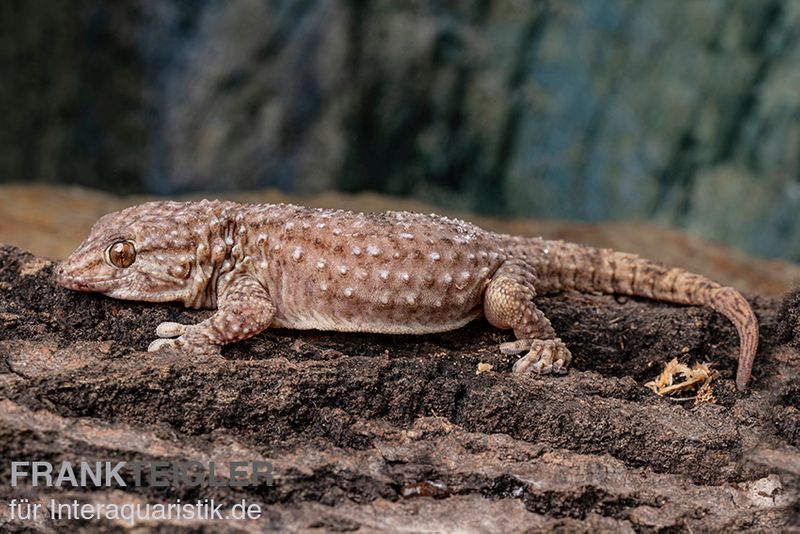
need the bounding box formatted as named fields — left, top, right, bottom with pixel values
left=148, top=275, right=275, bottom=354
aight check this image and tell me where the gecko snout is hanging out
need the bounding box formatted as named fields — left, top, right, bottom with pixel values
left=55, top=261, right=88, bottom=291
left=55, top=262, right=74, bottom=288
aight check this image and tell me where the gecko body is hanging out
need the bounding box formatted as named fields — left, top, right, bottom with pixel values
left=57, top=200, right=759, bottom=389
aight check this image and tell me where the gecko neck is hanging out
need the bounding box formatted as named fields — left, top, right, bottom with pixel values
left=183, top=201, right=244, bottom=309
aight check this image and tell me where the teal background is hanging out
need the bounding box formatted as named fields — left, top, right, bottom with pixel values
left=2, top=0, right=799, bottom=260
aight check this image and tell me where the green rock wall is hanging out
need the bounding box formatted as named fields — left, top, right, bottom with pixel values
left=1, top=0, right=799, bottom=259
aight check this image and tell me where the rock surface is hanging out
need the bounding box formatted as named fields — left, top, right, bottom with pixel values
left=1, top=243, right=798, bottom=531
left=3, top=1, right=800, bottom=260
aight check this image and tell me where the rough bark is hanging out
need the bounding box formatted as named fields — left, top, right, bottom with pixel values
left=0, top=244, right=797, bottom=531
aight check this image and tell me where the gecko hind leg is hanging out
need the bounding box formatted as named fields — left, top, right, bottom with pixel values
left=483, top=266, right=572, bottom=375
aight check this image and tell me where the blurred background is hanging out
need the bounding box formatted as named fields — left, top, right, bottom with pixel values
left=2, top=0, right=800, bottom=262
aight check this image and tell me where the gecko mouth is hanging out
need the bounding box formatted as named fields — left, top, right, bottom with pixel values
left=55, top=265, right=130, bottom=292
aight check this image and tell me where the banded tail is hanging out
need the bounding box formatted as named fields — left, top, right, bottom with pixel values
left=530, top=239, right=759, bottom=390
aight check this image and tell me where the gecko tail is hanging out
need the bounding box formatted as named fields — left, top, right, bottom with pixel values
left=533, top=240, right=759, bottom=390
left=705, top=286, right=759, bottom=390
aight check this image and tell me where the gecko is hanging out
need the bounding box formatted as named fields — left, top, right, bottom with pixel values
left=55, top=200, right=759, bottom=390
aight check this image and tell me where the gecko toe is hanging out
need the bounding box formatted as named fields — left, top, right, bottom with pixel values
left=500, top=339, right=532, bottom=355
left=511, top=339, right=572, bottom=375
left=148, top=338, right=182, bottom=352
left=156, top=321, right=187, bottom=338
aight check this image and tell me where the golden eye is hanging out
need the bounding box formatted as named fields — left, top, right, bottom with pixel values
left=107, top=240, right=136, bottom=268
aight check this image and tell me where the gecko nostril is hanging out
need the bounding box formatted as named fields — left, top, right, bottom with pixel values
left=55, top=264, right=69, bottom=284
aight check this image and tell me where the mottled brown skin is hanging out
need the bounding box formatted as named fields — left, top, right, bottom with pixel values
left=56, top=200, right=759, bottom=390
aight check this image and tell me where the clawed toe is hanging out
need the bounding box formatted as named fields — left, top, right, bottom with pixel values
left=156, top=321, right=187, bottom=338
left=500, top=339, right=532, bottom=355
left=150, top=322, right=191, bottom=352
left=510, top=339, right=572, bottom=375
left=148, top=338, right=183, bottom=352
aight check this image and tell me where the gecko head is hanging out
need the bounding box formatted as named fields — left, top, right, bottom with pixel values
left=56, top=201, right=211, bottom=304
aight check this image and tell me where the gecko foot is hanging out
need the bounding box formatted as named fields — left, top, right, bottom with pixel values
left=511, top=339, right=572, bottom=375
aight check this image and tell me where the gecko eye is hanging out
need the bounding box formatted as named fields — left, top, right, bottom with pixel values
left=107, top=240, right=137, bottom=268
